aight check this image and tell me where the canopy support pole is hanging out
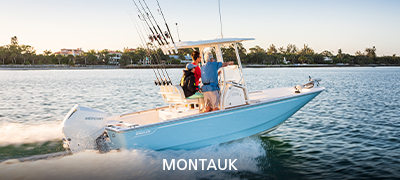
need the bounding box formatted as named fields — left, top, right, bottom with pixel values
left=215, top=44, right=224, bottom=63
left=234, top=43, right=250, bottom=104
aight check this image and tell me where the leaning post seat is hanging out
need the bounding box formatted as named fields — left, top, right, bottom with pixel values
left=158, top=85, right=203, bottom=110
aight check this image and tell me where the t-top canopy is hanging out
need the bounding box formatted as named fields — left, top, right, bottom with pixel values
left=174, top=37, right=255, bottom=49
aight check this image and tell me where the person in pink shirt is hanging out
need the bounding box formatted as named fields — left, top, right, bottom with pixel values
left=190, top=51, right=202, bottom=90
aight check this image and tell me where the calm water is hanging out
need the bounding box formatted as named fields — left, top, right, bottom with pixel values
left=0, top=67, right=399, bottom=180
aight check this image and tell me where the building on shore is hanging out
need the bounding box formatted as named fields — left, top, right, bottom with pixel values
left=54, top=48, right=84, bottom=56
left=282, top=57, right=290, bottom=64
left=324, top=57, right=333, bottom=63
left=169, top=54, right=192, bottom=64
left=108, top=51, right=122, bottom=65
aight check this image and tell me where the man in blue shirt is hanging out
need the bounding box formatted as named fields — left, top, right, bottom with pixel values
left=201, top=53, right=233, bottom=112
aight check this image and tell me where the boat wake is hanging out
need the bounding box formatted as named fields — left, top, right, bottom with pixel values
left=0, top=122, right=64, bottom=146
left=0, top=136, right=265, bottom=180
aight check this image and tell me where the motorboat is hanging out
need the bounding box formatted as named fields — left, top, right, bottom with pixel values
left=61, top=38, right=325, bottom=153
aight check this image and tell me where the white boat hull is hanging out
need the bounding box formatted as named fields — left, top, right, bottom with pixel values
left=104, top=88, right=324, bottom=150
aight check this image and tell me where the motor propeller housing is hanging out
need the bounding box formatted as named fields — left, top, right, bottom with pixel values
left=61, top=105, right=108, bottom=153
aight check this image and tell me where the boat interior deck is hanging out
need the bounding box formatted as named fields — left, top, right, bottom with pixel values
left=248, top=87, right=310, bottom=103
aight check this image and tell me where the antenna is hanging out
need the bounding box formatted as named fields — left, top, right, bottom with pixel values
left=176, top=23, right=181, bottom=42
left=218, top=0, right=223, bottom=38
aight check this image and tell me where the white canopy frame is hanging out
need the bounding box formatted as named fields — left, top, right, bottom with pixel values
left=174, top=37, right=255, bottom=109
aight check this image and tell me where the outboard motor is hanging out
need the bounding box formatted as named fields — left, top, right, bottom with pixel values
left=61, top=105, right=108, bottom=153
left=294, top=76, right=322, bottom=93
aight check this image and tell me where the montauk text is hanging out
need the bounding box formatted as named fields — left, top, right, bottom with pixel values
left=163, top=159, right=237, bottom=171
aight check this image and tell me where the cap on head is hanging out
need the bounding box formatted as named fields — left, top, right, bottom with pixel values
left=204, top=53, right=214, bottom=62
left=186, top=63, right=197, bottom=70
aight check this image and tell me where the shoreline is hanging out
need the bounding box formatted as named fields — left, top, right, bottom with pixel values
left=0, top=64, right=398, bottom=70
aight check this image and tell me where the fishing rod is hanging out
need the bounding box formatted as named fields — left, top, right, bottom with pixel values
left=138, top=0, right=168, bottom=46
left=129, top=13, right=163, bottom=86
left=132, top=1, right=169, bottom=84
left=130, top=10, right=171, bottom=85
left=156, top=0, right=176, bottom=45
left=135, top=1, right=172, bottom=84
left=141, top=0, right=173, bottom=83
left=141, top=0, right=169, bottom=46
left=132, top=0, right=172, bottom=84
left=136, top=10, right=153, bottom=45
left=128, top=11, right=164, bottom=85
left=148, top=41, right=172, bottom=85
left=136, top=13, right=164, bottom=61
left=154, top=0, right=177, bottom=84
left=132, top=0, right=164, bottom=47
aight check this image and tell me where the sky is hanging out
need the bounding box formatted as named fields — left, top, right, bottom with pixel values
left=0, top=0, right=399, bottom=56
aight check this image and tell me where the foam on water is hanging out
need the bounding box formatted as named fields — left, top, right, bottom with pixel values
left=0, top=137, right=264, bottom=180
left=0, top=122, right=64, bottom=146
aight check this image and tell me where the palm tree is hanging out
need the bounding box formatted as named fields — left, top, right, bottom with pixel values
left=11, top=36, right=18, bottom=46
left=67, top=54, right=74, bottom=64
left=321, top=50, right=333, bottom=57
left=81, top=53, right=88, bottom=66
left=10, top=53, right=17, bottom=64
left=267, top=44, right=277, bottom=54
left=286, top=44, right=297, bottom=54
left=0, top=49, right=6, bottom=65
left=87, top=49, right=96, bottom=54
left=31, top=54, right=38, bottom=65
left=299, top=44, right=314, bottom=56
left=299, top=56, right=307, bottom=64
left=56, top=54, right=62, bottom=65
left=278, top=46, right=286, bottom=55
left=249, top=46, right=267, bottom=64
left=365, top=46, right=376, bottom=58
left=21, top=53, right=29, bottom=64
left=98, top=49, right=109, bottom=64
left=337, top=48, right=343, bottom=59
left=43, top=49, right=52, bottom=56
left=355, top=51, right=363, bottom=56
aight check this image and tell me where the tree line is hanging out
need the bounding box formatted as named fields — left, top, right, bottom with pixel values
left=221, top=43, right=400, bottom=65
left=1, top=36, right=399, bottom=66
left=0, top=36, right=170, bottom=66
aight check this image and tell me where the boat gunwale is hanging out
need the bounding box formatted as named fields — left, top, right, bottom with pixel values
left=105, top=87, right=325, bottom=133
left=118, top=106, right=169, bottom=117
